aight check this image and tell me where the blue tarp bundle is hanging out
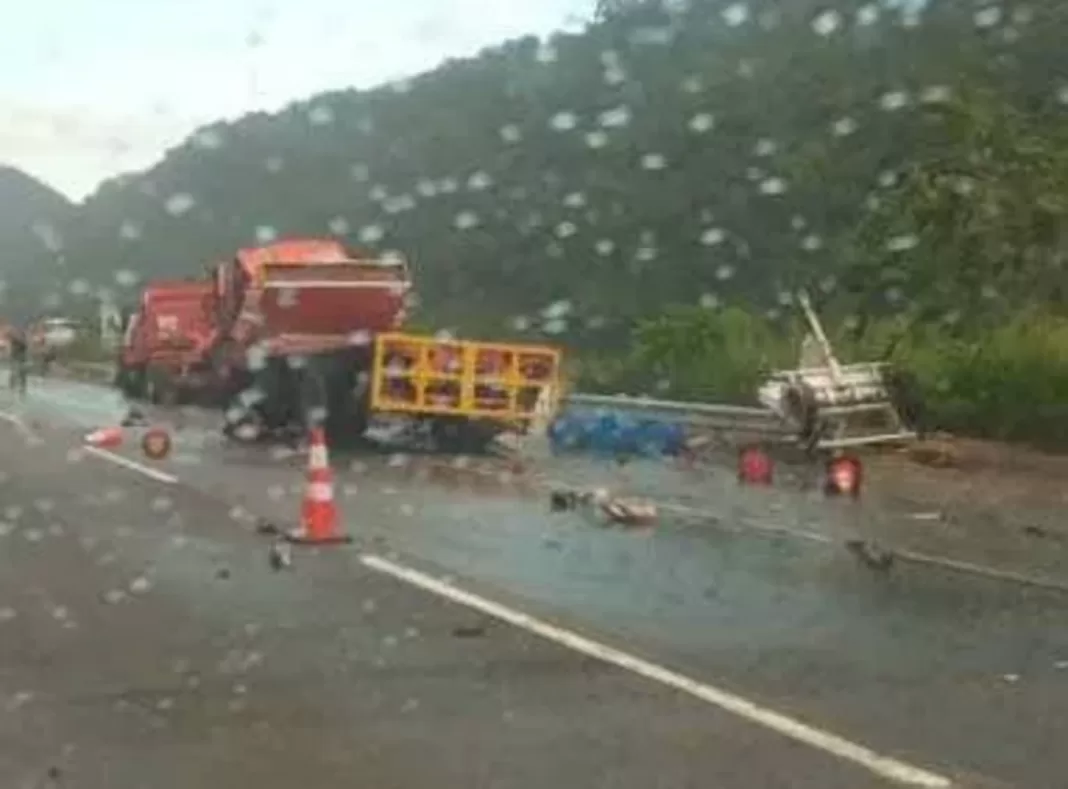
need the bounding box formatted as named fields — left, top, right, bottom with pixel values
left=548, top=409, right=687, bottom=457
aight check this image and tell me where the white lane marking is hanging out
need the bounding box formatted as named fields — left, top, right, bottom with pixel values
left=83, top=446, right=179, bottom=485
left=0, top=408, right=41, bottom=443
left=361, top=553, right=953, bottom=789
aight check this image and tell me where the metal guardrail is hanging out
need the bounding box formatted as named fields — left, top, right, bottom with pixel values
left=563, top=393, right=791, bottom=435
left=39, top=363, right=791, bottom=435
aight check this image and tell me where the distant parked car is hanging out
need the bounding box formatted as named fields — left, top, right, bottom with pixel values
left=36, top=318, right=80, bottom=351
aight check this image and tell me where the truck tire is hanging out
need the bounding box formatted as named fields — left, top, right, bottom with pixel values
left=145, top=367, right=178, bottom=407
left=117, top=365, right=146, bottom=399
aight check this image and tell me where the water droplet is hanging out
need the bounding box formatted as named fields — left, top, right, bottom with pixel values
left=499, top=124, right=522, bottom=143
left=700, top=227, right=726, bottom=246
left=307, top=105, right=335, bottom=126
left=641, top=153, right=667, bottom=171
left=598, top=106, right=631, bottom=128
left=454, top=211, right=480, bottom=230
left=857, top=5, right=879, bottom=26
left=759, top=177, right=787, bottom=195
left=255, top=225, right=278, bottom=244
left=974, top=7, right=1002, bottom=28
left=549, top=112, right=577, bottom=131
left=812, top=10, right=841, bottom=35
left=920, top=85, right=952, bottom=104
left=585, top=130, right=609, bottom=149
left=359, top=224, right=384, bottom=244
left=165, top=193, right=195, bottom=216
left=832, top=117, right=858, bottom=137
left=681, top=75, right=703, bottom=93
left=879, top=91, right=909, bottom=112
left=192, top=128, right=223, bottom=149
left=129, top=576, right=152, bottom=595
left=722, top=3, right=748, bottom=26
left=595, top=239, right=615, bottom=256
left=467, top=171, right=493, bottom=191
left=886, top=234, right=919, bottom=252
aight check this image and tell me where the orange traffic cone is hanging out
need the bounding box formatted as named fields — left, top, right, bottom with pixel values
left=287, top=427, right=351, bottom=545
left=825, top=453, right=863, bottom=498
left=738, top=444, right=773, bottom=485
left=84, top=426, right=123, bottom=449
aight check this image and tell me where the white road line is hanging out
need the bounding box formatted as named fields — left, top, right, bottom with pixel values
left=83, top=446, right=179, bottom=485
left=0, top=408, right=41, bottom=443
left=360, top=553, right=954, bottom=789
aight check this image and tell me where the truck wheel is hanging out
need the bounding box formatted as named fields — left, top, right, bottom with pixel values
left=146, top=367, right=178, bottom=407
left=118, top=365, right=146, bottom=399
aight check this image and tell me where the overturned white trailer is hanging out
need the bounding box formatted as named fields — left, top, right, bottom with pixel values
left=758, top=292, right=919, bottom=452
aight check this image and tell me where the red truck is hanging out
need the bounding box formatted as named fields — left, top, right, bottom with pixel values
left=117, top=237, right=562, bottom=449
left=114, top=280, right=215, bottom=403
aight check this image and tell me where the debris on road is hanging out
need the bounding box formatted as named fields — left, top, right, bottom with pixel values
left=451, top=623, right=488, bottom=639
left=548, top=486, right=657, bottom=528
left=846, top=539, right=895, bottom=571
left=268, top=540, right=292, bottom=571
left=84, top=426, right=123, bottom=449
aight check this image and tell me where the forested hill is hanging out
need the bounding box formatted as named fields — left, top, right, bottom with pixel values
left=0, top=167, right=73, bottom=315
left=9, top=0, right=1068, bottom=344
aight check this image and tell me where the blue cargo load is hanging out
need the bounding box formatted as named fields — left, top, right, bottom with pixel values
left=548, top=408, right=688, bottom=458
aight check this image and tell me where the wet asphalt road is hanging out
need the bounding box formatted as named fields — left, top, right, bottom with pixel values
left=0, top=376, right=1066, bottom=788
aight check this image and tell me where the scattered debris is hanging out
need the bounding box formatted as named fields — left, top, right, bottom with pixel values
left=269, top=540, right=292, bottom=571
left=121, top=407, right=147, bottom=427
left=255, top=519, right=281, bottom=536
left=549, top=486, right=657, bottom=527
left=1022, top=525, right=1050, bottom=539
left=846, top=539, right=895, bottom=571
left=452, top=623, right=487, bottom=639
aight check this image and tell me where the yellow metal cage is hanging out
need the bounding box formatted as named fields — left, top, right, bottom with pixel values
left=370, top=332, right=562, bottom=425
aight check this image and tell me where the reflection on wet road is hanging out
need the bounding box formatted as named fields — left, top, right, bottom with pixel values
left=1, top=375, right=1066, bottom=787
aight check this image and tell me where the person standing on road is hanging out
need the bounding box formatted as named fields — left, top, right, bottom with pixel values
left=8, top=328, right=29, bottom=397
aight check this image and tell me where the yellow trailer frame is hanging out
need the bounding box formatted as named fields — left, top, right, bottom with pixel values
left=370, top=332, right=562, bottom=427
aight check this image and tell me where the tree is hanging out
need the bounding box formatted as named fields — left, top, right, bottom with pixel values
left=845, top=88, right=1068, bottom=334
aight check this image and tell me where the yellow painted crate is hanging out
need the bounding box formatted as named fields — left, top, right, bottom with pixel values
left=370, top=332, right=563, bottom=423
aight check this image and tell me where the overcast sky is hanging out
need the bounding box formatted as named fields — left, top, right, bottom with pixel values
left=0, top=0, right=588, bottom=201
